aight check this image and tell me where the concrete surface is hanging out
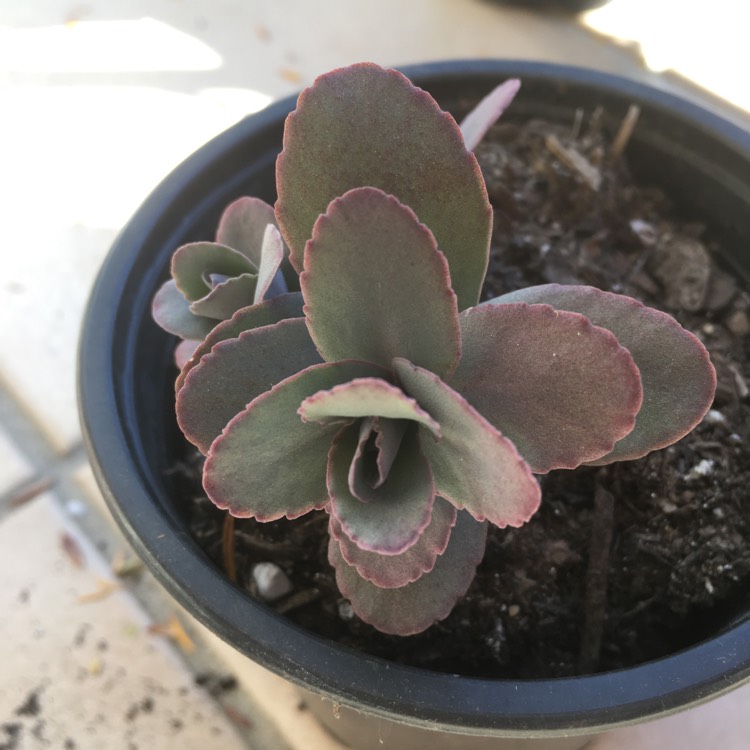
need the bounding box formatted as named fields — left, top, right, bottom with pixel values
left=1, top=1, right=747, bottom=748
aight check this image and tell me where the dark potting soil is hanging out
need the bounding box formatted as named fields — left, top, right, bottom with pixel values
left=183, top=111, right=750, bottom=679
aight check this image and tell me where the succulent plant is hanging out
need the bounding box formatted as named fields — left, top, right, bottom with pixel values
left=155, top=63, right=717, bottom=636
left=152, top=196, right=290, bottom=366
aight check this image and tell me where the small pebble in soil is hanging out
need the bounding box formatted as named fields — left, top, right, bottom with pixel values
left=703, top=409, right=728, bottom=427
left=337, top=600, right=354, bottom=621
left=251, top=563, right=292, bottom=602
left=685, top=459, right=715, bottom=481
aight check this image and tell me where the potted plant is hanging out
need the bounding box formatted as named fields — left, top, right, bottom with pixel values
left=79, top=61, right=750, bottom=749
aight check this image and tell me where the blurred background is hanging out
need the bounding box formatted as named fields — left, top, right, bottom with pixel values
left=0, top=1, right=748, bottom=748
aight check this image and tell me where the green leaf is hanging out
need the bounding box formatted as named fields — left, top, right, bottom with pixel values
left=488, top=284, right=717, bottom=464
left=299, top=377, right=441, bottom=437
left=152, top=279, right=215, bottom=341
left=189, top=273, right=259, bottom=320
left=276, top=62, right=491, bottom=310
left=175, top=292, right=304, bottom=392
left=450, top=303, right=643, bottom=473
left=203, top=360, right=388, bottom=520
left=171, top=242, right=254, bottom=301
left=330, top=496, right=457, bottom=588
left=301, top=187, right=460, bottom=376
left=176, top=318, right=323, bottom=454
left=329, top=510, right=487, bottom=635
left=394, top=358, right=541, bottom=528
left=328, top=423, right=435, bottom=554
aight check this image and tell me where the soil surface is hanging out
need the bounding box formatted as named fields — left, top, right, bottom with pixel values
left=183, top=112, right=750, bottom=679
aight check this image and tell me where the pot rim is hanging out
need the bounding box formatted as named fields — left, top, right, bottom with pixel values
left=79, top=59, right=750, bottom=736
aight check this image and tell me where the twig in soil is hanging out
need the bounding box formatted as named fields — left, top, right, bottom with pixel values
left=222, top=514, right=238, bottom=584
left=275, top=588, right=322, bottom=615
left=545, top=133, right=601, bottom=191
left=610, top=104, right=641, bottom=164
left=234, top=530, right=299, bottom=558
left=579, top=484, right=615, bottom=674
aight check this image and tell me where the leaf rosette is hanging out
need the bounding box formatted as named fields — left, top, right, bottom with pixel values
left=161, top=63, right=716, bottom=636
left=152, top=197, right=291, bottom=365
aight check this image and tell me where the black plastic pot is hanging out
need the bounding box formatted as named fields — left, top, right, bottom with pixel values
left=79, top=61, right=750, bottom=749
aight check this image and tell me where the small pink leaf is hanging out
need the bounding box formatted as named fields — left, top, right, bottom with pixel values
left=177, top=318, right=323, bottom=454
left=301, top=187, right=460, bottom=377
left=175, top=292, right=304, bottom=392
left=459, top=79, right=521, bottom=151
left=450, top=303, right=643, bottom=473
left=487, top=284, right=717, bottom=463
left=203, top=360, right=388, bottom=520
left=327, top=424, right=435, bottom=555
left=253, top=225, right=285, bottom=304
left=276, top=62, right=491, bottom=310
left=394, top=359, right=541, bottom=527
left=174, top=339, right=200, bottom=369
left=329, top=510, right=487, bottom=636
left=329, top=497, right=457, bottom=588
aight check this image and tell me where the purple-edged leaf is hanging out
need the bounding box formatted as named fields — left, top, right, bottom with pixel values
left=203, top=360, right=387, bottom=520
left=152, top=279, right=215, bottom=340
left=328, top=424, right=435, bottom=554
left=189, top=273, right=259, bottom=319
left=349, top=417, right=407, bottom=497
left=276, top=62, right=491, bottom=311
left=175, top=339, right=200, bottom=369
left=177, top=318, right=323, bottom=454
left=451, top=303, right=643, bottom=473
left=330, top=497, right=457, bottom=588
left=301, top=187, right=460, bottom=377
left=298, top=377, right=441, bottom=437
left=175, top=292, right=304, bottom=392
left=254, top=225, right=285, bottom=304
left=216, top=196, right=278, bottom=267
left=172, top=242, right=254, bottom=301
left=488, top=284, right=717, bottom=463
left=329, top=510, right=487, bottom=635
left=459, top=79, right=521, bottom=151
left=394, top=359, right=542, bottom=527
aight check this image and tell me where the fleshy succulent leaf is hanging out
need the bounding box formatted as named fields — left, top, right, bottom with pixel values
left=394, top=358, right=542, bottom=527
left=189, top=273, right=259, bottom=319
left=276, top=62, right=491, bottom=310
left=215, top=196, right=278, bottom=267
left=175, top=292, right=304, bottom=392
left=353, top=417, right=407, bottom=495
left=298, top=377, right=441, bottom=437
left=459, top=78, right=521, bottom=151
left=451, top=303, right=643, bottom=473
left=329, top=496, right=458, bottom=588
left=171, top=242, right=254, bottom=301
left=177, top=318, right=323, bottom=454
left=328, top=424, right=435, bottom=554
left=301, top=187, right=461, bottom=376
left=329, top=510, right=487, bottom=636
left=488, top=284, right=717, bottom=464
left=152, top=279, right=215, bottom=341
left=174, top=339, right=200, bottom=369
left=254, top=225, right=286, bottom=304
left=203, top=360, right=389, bottom=520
